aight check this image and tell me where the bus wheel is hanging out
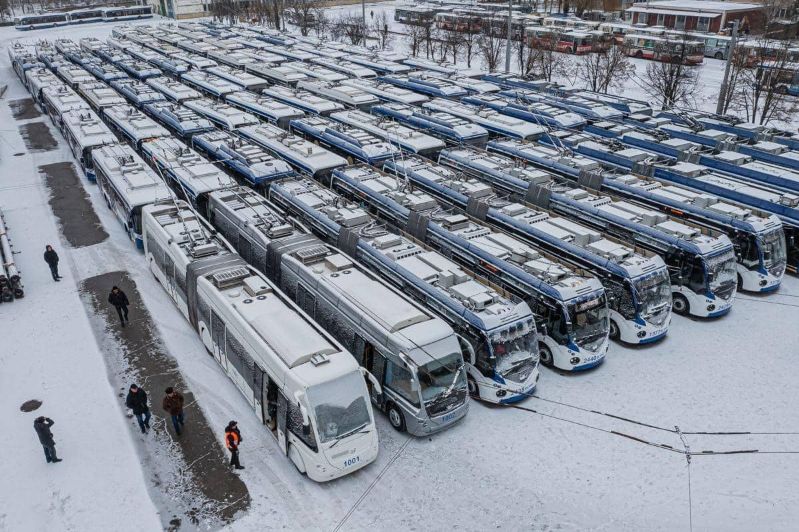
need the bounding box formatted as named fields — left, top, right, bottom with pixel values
left=609, top=320, right=620, bottom=341
left=538, top=344, right=554, bottom=368
left=672, top=294, right=689, bottom=316
left=467, top=375, right=479, bottom=398
left=715, top=52, right=724, bottom=60
left=635, top=50, right=643, bottom=58
left=387, top=403, right=406, bottom=432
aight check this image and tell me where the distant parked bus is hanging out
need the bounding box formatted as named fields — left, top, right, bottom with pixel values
left=14, top=13, right=68, bottom=31
left=624, top=34, right=705, bottom=65
left=758, top=61, right=799, bottom=96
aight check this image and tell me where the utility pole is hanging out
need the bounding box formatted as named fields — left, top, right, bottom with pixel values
left=716, top=20, right=739, bottom=116
left=362, top=0, right=367, bottom=45
left=504, top=0, right=512, bottom=73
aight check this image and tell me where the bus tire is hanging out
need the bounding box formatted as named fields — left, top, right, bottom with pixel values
left=387, top=402, right=406, bottom=432
left=672, top=294, right=689, bottom=316
left=467, top=375, right=479, bottom=398
left=539, top=344, right=554, bottom=368
left=634, top=50, right=643, bottom=58
left=715, top=52, right=724, bottom=60
left=609, top=319, right=620, bottom=341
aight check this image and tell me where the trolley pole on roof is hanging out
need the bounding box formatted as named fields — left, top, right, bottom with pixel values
left=504, top=0, right=512, bottom=73
left=716, top=20, right=739, bottom=116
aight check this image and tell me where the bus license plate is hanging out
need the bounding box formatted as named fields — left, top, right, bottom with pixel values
left=442, top=412, right=456, bottom=422
left=343, top=456, right=360, bottom=468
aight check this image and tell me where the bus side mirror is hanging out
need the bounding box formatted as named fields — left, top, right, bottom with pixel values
left=360, top=367, right=383, bottom=396
left=456, top=334, right=476, bottom=365
left=294, top=391, right=310, bottom=428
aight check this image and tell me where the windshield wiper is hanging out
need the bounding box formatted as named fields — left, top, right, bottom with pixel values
left=329, top=424, right=369, bottom=447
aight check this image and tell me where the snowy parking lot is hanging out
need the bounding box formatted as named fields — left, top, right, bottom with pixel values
left=2, top=10, right=799, bottom=532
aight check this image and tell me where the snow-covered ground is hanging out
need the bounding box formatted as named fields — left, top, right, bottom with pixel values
left=2, top=12, right=799, bottom=532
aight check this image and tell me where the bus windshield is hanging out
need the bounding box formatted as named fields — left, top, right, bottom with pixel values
left=489, top=320, right=538, bottom=383
left=705, top=251, right=737, bottom=298
left=306, top=372, right=372, bottom=444
left=632, top=269, right=671, bottom=326
left=568, top=295, right=609, bottom=351
left=418, top=352, right=467, bottom=417
left=760, top=229, right=787, bottom=271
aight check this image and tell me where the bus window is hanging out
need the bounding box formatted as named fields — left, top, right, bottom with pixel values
left=688, top=257, right=706, bottom=294
left=385, top=359, right=419, bottom=407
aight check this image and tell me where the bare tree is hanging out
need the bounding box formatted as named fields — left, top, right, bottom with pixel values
left=478, top=18, right=505, bottom=72
left=209, top=0, right=240, bottom=25
left=312, top=6, right=330, bottom=38
left=461, top=27, right=478, bottom=68
left=331, top=14, right=367, bottom=46
left=405, top=22, right=426, bottom=58
left=420, top=13, right=437, bottom=58
left=732, top=39, right=798, bottom=124
left=438, top=28, right=464, bottom=64
left=641, top=34, right=699, bottom=110
left=286, top=0, right=319, bottom=37
left=372, top=10, right=391, bottom=50
left=528, top=32, right=571, bottom=82
left=577, top=44, right=634, bottom=93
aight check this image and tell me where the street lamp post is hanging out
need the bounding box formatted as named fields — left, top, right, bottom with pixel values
left=716, top=20, right=739, bottom=116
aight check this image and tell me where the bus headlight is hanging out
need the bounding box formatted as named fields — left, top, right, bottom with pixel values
left=570, top=357, right=580, bottom=365
left=759, top=280, right=767, bottom=286
left=495, top=389, right=507, bottom=398
left=637, top=331, right=647, bottom=338
left=707, top=304, right=716, bottom=312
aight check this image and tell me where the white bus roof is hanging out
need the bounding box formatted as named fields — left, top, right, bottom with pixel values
left=93, top=144, right=172, bottom=207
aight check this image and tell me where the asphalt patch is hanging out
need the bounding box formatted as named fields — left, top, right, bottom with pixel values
left=79, top=271, right=250, bottom=527
left=9, top=98, right=41, bottom=120
left=20, top=399, right=42, bottom=412
left=39, top=162, right=108, bottom=248
left=18, top=121, right=57, bottom=152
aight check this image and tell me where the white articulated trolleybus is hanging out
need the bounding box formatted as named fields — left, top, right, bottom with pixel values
left=92, top=144, right=173, bottom=249
left=207, top=187, right=470, bottom=435
left=142, top=200, right=378, bottom=481
left=269, top=178, right=541, bottom=403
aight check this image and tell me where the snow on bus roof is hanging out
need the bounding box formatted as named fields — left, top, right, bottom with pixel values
left=234, top=289, right=339, bottom=369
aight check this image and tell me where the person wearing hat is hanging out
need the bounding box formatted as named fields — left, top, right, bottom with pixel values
left=125, top=384, right=151, bottom=434
left=225, top=421, right=244, bottom=470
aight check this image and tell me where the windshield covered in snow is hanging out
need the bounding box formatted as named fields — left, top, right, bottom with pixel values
left=418, top=352, right=467, bottom=417
left=306, top=372, right=372, bottom=444
left=632, top=269, right=672, bottom=326
left=705, top=250, right=737, bottom=297
left=760, top=228, right=787, bottom=271
left=568, top=294, right=609, bottom=351
left=489, top=320, right=538, bottom=383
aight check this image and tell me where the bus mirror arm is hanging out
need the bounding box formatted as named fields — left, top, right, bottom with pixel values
left=360, top=367, right=383, bottom=396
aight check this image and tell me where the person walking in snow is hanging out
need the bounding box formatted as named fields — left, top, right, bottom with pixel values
left=162, top=387, right=185, bottom=436
left=126, top=384, right=151, bottom=434
left=33, top=416, right=61, bottom=463
left=108, top=286, right=130, bottom=327
left=44, top=245, right=61, bottom=282
left=225, top=421, right=244, bottom=470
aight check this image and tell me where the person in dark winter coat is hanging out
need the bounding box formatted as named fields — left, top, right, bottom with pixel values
left=162, top=387, right=185, bottom=436
left=108, top=286, right=130, bottom=326
left=126, top=384, right=151, bottom=433
left=225, top=421, right=244, bottom=470
left=44, top=245, right=61, bottom=281
left=34, top=416, right=61, bottom=463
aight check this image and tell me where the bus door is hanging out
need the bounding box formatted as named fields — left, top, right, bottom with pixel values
left=210, top=309, right=227, bottom=370
left=259, top=368, right=279, bottom=435
left=354, top=334, right=384, bottom=404
left=276, top=392, right=288, bottom=453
